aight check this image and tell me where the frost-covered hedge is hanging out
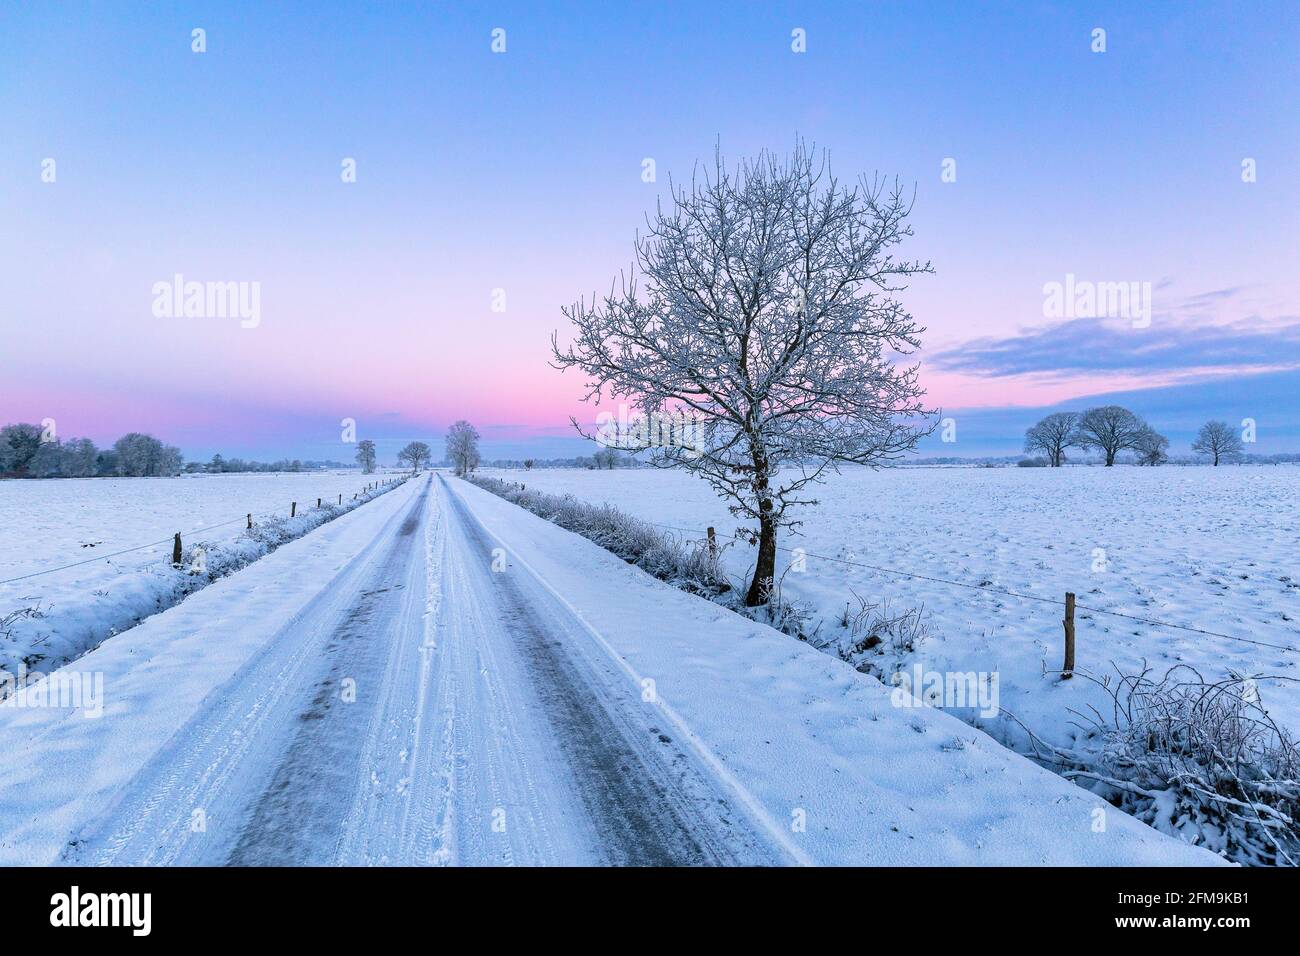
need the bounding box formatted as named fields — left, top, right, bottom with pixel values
left=1, top=479, right=407, bottom=685
left=469, top=474, right=842, bottom=644
left=468, top=475, right=727, bottom=597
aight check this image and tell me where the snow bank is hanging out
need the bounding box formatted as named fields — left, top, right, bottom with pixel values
left=1, top=478, right=408, bottom=685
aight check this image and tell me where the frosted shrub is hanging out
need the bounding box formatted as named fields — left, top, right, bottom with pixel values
left=1040, top=664, right=1300, bottom=867
left=815, top=589, right=929, bottom=675
left=469, top=476, right=727, bottom=597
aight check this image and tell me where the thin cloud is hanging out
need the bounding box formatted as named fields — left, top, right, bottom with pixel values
left=929, top=316, right=1300, bottom=378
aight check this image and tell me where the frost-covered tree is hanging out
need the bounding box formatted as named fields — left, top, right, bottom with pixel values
left=95, top=448, right=119, bottom=477
left=28, top=439, right=65, bottom=477
left=1191, top=420, right=1243, bottom=466
left=113, top=433, right=181, bottom=477
left=0, top=423, right=43, bottom=475
left=552, top=142, right=934, bottom=606
left=396, top=441, right=432, bottom=473
left=1133, top=425, right=1170, bottom=466
left=113, top=434, right=151, bottom=477
left=1074, top=406, right=1147, bottom=467
left=61, top=438, right=100, bottom=477
left=523, top=458, right=535, bottom=471
left=157, top=444, right=182, bottom=476
left=355, top=439, right=377, bottom=474
left=446, top=421, right=481, bottom=477
left=1023, top=412, right=1079, bottom=467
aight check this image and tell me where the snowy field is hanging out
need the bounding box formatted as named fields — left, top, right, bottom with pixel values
left=483, top=465, right=1300, bottom=750
left=0, top=470, right=398, bottom=676
left=0, top=470, right=393, bottom=581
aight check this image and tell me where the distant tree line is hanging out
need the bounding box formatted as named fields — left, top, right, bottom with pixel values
left=2, top=420, right=354, bottom=479
left=1024, top=408, right=1246, bottom=467
left=185, top=454, right=344, bottom=475
left=486, top=448, right=641, bottom=471
left=0, top=423, right=182, bottom=478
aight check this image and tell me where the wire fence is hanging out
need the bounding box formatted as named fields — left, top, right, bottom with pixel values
left=0, top=477, right=405, bottom=588
left=636, top=518, right=1299, bottom=656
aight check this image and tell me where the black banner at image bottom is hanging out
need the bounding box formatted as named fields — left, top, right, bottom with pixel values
left=0, top=865, right=1286, bottom=941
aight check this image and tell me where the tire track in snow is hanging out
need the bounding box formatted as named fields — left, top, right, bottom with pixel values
left=62, top=478, right=439, bottom=866
left=437, top=475, right=787, bottom=865
left=59, top=472, right=791, bottom=866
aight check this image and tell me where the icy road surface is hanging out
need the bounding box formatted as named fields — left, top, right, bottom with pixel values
left=0, top=474, right=1220, bottom=866
left=59, top=476, right=786, bottom=865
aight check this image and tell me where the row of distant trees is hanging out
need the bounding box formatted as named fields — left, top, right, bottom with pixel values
left=187, top=454, right=339, bottom=474
left=1024, top=407, right=1245, bottom=467
left=505, top=448, right=638, bottom=470
left=0, top=423, right=182, bottom=478
left=1, top=422, right=355, bottom=479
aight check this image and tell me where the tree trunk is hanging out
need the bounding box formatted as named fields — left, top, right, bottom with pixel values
left=746, top=512, right=777, bottom=607
left=745, top=446, right=776, bottom=607
left=1105, top=449, right=1116, bottom=466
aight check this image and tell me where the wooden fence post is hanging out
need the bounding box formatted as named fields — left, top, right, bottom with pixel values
left=291, top=501, right=297, bottom=518
left=172, top=533, right=182, bottom=566
left=1062, top=592, right=1076, bottom=679
left=707, top=527, right=718, bottom=560
left=317, top=498, right=321, bottom=508
left=339, top=494, right=342, bottom=504
left=247, top=513, right=252, bottom=529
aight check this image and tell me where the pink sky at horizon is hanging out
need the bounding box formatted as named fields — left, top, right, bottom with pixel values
left=2, top=332, right=1275, bottom=452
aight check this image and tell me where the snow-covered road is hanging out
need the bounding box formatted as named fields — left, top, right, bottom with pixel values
left=0, top=473, right=1222, bottom=866
left=56, top=475, right=784, bottom=865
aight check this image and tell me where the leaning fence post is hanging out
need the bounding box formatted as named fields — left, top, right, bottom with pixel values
left=707, top=526, right=718, bottom=560
left=291, top=501, right=297, bottom=518
left=172, top=533, right=182, bottom=566
left=1062, top=592, right=1076, bottom=679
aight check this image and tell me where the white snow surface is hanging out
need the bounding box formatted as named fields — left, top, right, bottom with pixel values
left=0, top=470, right=396, bottom=678
left=0, top=470, right=390, bottom=579
left=487, top=465, right=1300, bottom=751
left=0, top=472, right=1220, bottom=865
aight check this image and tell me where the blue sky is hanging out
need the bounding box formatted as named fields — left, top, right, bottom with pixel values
left=1, top=1, right=1297, bottom=461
